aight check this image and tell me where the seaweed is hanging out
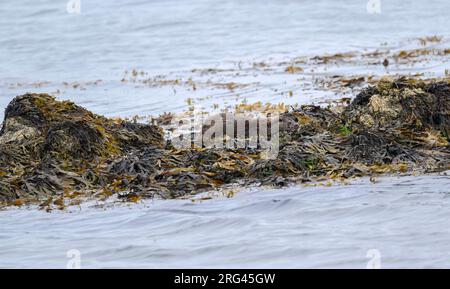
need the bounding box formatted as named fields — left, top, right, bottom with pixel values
left=0, top=78, right=449, bottom=207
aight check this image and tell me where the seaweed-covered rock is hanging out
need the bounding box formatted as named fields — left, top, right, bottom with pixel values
left=0, top=78, right=449, bottom=207
left=346, top=77, right=450, bottom=137
left=0, top=93, right=164, bottom=203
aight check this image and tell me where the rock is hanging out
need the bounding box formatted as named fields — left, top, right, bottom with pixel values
left=0, top=93, right=164, bottom=202
left=0, top=78, right=449, bottom=206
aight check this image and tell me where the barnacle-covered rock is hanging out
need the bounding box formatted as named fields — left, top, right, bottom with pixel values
left=345, top=77, right=450, bottom=137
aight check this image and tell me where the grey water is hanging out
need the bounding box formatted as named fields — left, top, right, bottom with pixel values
left=0, top=0, right=450, bottom=268
left=1, top=0, right=450, bottom=118
left=1, top=174, right=450, bottom=268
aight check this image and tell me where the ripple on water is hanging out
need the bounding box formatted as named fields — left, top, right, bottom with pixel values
left=0, top=173, right=449, bottom=268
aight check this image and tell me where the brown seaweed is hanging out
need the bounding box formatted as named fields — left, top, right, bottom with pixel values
left=0, top=78, right=449, bottom=208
